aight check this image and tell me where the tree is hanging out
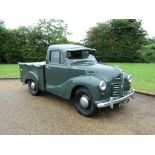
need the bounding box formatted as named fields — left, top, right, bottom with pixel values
left=138, top=44, right=155, bottom=63
left=0, top=20, right=8, bottom=63
left=84, top=19, right=147, bottom=62
left=0, top=19, right=70, bottom=63
left=84, top=22, right=111, bottom=60
left=34, top=19, right=69, bottom=45
left=4, top=27, right=33, bottom=63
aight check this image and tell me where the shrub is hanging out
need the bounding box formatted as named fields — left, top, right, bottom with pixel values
left=138, top=44, right=155, bottom=63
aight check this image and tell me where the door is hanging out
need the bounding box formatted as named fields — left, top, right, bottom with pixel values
left=45, top=50, right=72, bottom=95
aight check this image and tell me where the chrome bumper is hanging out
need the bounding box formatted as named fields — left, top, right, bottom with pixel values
left=96, top=89, right=134, bottom=109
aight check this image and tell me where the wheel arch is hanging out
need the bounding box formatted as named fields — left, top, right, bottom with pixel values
left=68, top=75, right=101, bottom=101
left=70, top=85, right=89, bottom=99
left=24, top=71, right=39, bottom=84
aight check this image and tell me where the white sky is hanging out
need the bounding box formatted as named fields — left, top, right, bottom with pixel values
left=0, top=0, right=155, bottom=42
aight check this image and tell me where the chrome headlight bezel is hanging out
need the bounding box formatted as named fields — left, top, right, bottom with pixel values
left=99, top=80, right=106, bottom=91
left=128, top=75, right=132, bottom=83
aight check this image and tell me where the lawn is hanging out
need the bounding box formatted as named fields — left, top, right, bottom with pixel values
left=0, top=63, right=155, bottom=94
left=105, top=63, right=155, bottom=94
left=0, top=64, right=19, bottom=78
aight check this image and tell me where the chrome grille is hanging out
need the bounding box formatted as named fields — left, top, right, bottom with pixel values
left=112, top=83, right=121, bottom=97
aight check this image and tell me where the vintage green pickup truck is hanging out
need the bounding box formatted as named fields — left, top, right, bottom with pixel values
left=19, top=44, right=134, bottom=117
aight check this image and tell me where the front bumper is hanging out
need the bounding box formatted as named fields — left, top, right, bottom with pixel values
left=96, top=89, right=134, bottom=109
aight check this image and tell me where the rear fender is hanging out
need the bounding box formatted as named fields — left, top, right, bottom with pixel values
left=23, top=71, right=39, bottom=86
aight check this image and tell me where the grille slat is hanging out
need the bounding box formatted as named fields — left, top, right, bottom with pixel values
left=111, top=75, right=123, bottom=97
left=112, top=83, right=121, bottom=97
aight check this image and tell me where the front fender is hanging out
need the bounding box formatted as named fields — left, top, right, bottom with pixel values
left=63, top=75, right=102, bottom=100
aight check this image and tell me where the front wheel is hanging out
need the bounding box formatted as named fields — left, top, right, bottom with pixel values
left=28, top=80, right=41, bottom=96
left=74, top=88, right=97, bottom=117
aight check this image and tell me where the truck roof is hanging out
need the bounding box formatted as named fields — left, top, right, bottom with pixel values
left=48, top=44, right=93, bottom=52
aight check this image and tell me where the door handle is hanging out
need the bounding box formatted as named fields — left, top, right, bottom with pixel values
left=46, top=66, right=49, bottom=69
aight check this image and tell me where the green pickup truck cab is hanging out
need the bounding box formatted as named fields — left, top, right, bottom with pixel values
left=19, top=44, right=134, bottom=117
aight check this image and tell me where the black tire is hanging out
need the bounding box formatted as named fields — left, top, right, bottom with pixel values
left=28, top=80, right=41, bottom=96
left=74, top=87, right=97, bottom=117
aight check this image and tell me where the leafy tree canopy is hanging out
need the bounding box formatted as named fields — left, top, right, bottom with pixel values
left=84, top=19, right=147, bottom=62
left=0, top=19, right=70, bottom=63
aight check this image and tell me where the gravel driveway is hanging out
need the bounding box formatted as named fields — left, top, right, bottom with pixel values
left=0, top=79, right=155, bottom=134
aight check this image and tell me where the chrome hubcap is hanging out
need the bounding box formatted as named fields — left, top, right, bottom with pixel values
left=31, top=82, right=36, bottom=90
left=80, top=95, right=89, bottom=108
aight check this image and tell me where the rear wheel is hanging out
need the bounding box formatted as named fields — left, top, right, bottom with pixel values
left=74, top=88, right=97, bottom=117
left=28, top=80, right=41, bottom=96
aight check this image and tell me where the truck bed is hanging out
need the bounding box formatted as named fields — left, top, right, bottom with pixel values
left=19, top=61, right=46, bottom=67
left=19, top=61, right=46, bottom=91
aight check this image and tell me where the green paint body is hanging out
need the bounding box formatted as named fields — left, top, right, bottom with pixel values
left=19, top=44, right=131, bottom=106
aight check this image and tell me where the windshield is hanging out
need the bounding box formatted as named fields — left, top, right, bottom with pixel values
left=66, top=50, right=97, bottom=63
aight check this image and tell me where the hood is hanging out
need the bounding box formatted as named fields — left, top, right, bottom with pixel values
left=70, top=62, right=122, bottom=82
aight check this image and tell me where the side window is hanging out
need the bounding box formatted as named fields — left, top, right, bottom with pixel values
left=49, top=51, right=65, bottom=64
left=50, top=51, right=60, bottom=64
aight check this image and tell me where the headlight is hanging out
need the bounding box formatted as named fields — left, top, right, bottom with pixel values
left=128, top=75, right=132, bottom=83
left=99, top=81, right=106, bottom=91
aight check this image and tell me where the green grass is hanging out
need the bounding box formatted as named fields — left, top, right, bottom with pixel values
left=0, top=64, right=19, bottom=78
left=0, top=63, right=155, bottom=94
left=105, top=63, right=155, bottom=94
